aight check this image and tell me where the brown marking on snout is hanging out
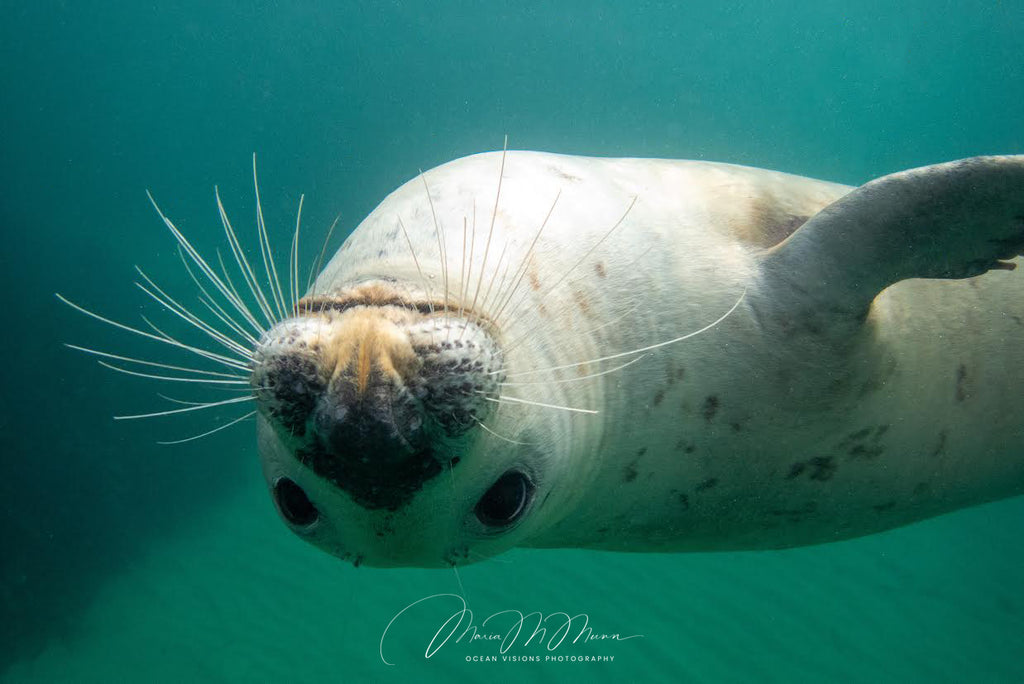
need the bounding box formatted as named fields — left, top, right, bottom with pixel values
left=325, top=308, right=422, bottom=398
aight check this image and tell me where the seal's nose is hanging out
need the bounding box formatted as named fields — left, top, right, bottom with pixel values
left=317, top=376, right=428, bottom=468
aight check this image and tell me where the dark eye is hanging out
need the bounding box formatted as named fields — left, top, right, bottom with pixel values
left=274, top=477, right=319, bottom=527
left=475, top=471, right=533, bottom=527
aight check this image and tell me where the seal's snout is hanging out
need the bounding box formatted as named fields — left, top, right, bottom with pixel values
left=253, top=297, right=505, bottom=511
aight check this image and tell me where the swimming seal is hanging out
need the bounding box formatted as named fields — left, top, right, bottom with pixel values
left=64, top=150, right=1024, bottom=568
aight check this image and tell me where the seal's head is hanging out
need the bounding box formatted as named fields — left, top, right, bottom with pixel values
left=253, top=280, right=541, bottom=567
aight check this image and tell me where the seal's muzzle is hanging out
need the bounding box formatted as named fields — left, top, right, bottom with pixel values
left=252, top=298, right=504, bottom=511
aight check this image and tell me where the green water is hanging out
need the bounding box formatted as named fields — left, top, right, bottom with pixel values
left=2, top=2, right=1022, bottom=681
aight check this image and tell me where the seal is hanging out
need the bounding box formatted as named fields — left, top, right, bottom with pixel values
left=63, top=150, right=1024, bottom=568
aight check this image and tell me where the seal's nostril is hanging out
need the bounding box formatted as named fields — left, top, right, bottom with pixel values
left=273, top=477, right=319, bottom=527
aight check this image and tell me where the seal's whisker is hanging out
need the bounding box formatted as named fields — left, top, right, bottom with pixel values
left=215, top=186, right=277, bottom=329
left=490, top=189, right=561, bottom=327
left=63, top=344, right=245, bottom=379
left=252, top=154, right=289, bottom=323
left=458, top=216, right=468, bottom=320
left=56, top=294, right=251, bottom=372
left=499, top=354, right=647, bottom=386
left=476, top=237, right=513, bottom=326
left=499, top=195, right=638, bottom=348
left=177, top=249, right=261, bottom=346
left=196, top=293, right=260, bottom=348
left=290, top=194, right=305, bottom=317
left=148, top=189, right=267, bottom=335
left=499, top=288, right=747, bottom=379
left=398, top=216, right=435, bottom=315
left=481, top=393, right=598, bottom=415
left=307, top=213, right=340, bottom=297
left=156, top=410, right=257, bottom=445
left=465, top=137, right=508, bottom=333
left=96, top=361, right=250, bottom=385
left=419, top=171, right=450, bottom=321
left=457, top=202, right=478, bottom=341
left=140, top=314, right=251, bottom=369
left=113, top=394, right=254, bottom=421
left=133, top=270, right=253, bottom=360
left=474, top=418, right=535, bottom=445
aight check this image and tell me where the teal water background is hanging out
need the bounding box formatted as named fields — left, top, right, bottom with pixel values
left=2, top=2, right=1023, bottom=681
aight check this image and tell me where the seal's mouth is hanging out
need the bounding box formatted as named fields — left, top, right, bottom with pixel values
left=252, top=287, right=504, bottom=511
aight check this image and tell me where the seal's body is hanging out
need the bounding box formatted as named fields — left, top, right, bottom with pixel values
left=253, top=151, right=1024, bottom=567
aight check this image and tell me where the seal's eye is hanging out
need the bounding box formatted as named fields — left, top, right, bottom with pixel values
left=274, top=477, right=319, bottom=527
left=475, top=471, right=533, bottom=527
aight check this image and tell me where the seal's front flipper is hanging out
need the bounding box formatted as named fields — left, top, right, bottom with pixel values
left=758, top=155, right=1024, bottom=334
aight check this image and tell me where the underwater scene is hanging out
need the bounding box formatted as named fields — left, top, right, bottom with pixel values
left=2, top=2, right=1023, bottom=682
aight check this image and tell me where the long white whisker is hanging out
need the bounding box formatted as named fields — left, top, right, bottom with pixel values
left=97, top=360, right=250, bottom=385
left=499, top=288, right=747, bottom=379
left=491, top=189, right=560, bottom=326
left=499, top=354, right=647, bottom=386
left=214, top=249, right=253, bottom=332
left=476, top=238, right=512, bottom=325
left=252, top=154, right=288, bottom=322
left=482, top=393, right=598, bottom=415
left=147, top=190, right=266, bottom=335
left=133, top=274, right=252, bottom=361
left=501, top=196, right=638, bottom=345
left=157, top=410, right=257, bottom=445
left=291, top=194, right=304, bottom=316
left=420, top=171, right=449, bottom=319
left=467, top=138, right=508, bottom=327
left=474, top=418, right=535, bottom=445
left=216, top=186, right=277, bottom=329
left=398, top=216, right=435, bottom=315
left=64, top=344, right=245, bottom=378
left=196, top=292, right=260, bottom=348
left=177, top=249, right=261, bottom=346
left=458, top=216, right=468, bottom=319
left=114, top=394, right=254, bottom=420
left=308, top=214, right=340, bottom=297
left=56, top=294, right=251, bottom=372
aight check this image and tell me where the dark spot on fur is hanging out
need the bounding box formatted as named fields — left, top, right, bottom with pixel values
left=730, top=422, right=743, bottom=432
left=931, top=430, right=947, bottom=457
left=677, top=492, right=690, bottom=510
left=913, top=482, right=931, bottom=497
left=840, top=425, right=888, bottom=461
left=955, top=364, right=968, bottom=402
left=849, top=444, right=884, bottom=460
left=653, top=389, right=666, bottom=406
left=636, top=447, right=648, bottom=458
left=842, top=427, right=872, bottom=445
left=596, top=526, right=610, bottom=534
left=788, top=456, right=836, bottom=482
left=702, top=395, right=719, bottom=422
left=695, top=477, right=719, bottom=492
left=622, top=461, right=639, bottom=483
left=807, top=456, right=836, bottom=481
left=594, top=262, right=606, bottom=278
left=872, top=500, right=897, bottom=513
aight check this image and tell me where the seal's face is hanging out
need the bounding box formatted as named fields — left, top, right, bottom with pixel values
left=252, top=281, right=539, bottom=567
